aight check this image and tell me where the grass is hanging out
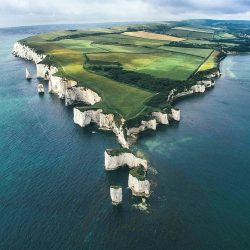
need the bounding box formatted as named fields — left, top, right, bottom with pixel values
left=172, top=26, right=214, bottom=34
left=106, top=148, right=131, bottom=156
left=198, top=51, right=220, bottom=71
left=168, top=29, right=214, bottom=39
left=23, top=39, right=154, bottom=120
left=87, top=52, right=205, bottom=80
left=130, top=166, right=146, bottom=181
left=20, top=26, right=224, bottom=121
left=123, top=31, right=185, bottom=42
left=157, top=46, right=212, bottom=58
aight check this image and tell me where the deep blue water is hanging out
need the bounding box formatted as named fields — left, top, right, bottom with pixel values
left=0, top=26, right=249, bottom=250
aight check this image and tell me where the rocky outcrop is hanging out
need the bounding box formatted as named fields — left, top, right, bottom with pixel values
left=48, top=75, right=77, bottom=99
left=110, top=186, right=122, bottom=205
left=73, top=108, right=128, bottom=148
left=197, top=79, right=215, bottom=88
left=152, top=111, right=169, bottom=125
left=36, top=63, right=51, bottom=80
left=169, top=108, right=180, bottom=122
left=65, top=87, right=101, bottom=106
left=12, top=42, right=45, bottom=63
left=128, top=168, right=150, bottom=197
left=126, top=119, right=157, bottom=145
left=73, top=107, right=181, bottom=147
left=74, top=108, right=102, bottom=127
left=168, top=80, right=216, bottom=103
left=105, top=149, right=148, bottom=171
left=13, top=42, right=101, bottom=106
left=127, top=119, right=157, bottom=136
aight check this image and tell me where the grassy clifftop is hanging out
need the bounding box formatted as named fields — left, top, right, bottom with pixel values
left=19, top=21, right=249, bottom=121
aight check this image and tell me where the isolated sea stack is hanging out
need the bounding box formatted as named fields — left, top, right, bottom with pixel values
left=110, top=186, right=122, bottom=205
left=37, top=84, right=44, bottom=94
left=25, top=68, right=31, bottom=80
left=128, top=166, right=150, bottom=197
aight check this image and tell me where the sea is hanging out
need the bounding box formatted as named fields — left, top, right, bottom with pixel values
left=0, top=24, right=249, bottom=250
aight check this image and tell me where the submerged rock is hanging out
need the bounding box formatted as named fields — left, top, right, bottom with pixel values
left=110, top=186, right=122, bottom=205
left=132, top=198, right=149, bottom=212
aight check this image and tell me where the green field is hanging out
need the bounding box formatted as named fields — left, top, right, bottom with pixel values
left=168, top=28, right=215, bottom=39
left=87, top=52, right=205, bottom=80
left=20, top=23, right=231, bottom=121
left=198, top=51, right=220, bottom=71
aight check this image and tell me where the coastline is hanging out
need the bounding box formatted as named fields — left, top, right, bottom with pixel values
left=12, top=40, right=222, bottom=200
left=12, top=41, right=220, bottom=149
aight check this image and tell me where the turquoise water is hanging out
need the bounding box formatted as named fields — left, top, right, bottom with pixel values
left=0, top=27, right=250, bottom=250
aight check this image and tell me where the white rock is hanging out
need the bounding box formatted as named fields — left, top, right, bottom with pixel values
left=105, top=150, right=148, bottom=171
left=73, top=108, right=102, bottom=127
left=48, top=75, right=77, bottom=98
left=73, top=108, right=129, bottom=148
left=192, top=84, right=206, bottom=93
left=127, top=119, right=157, bottom=136
left=110, top=186, right=122, bottom=205
left=128, top=173, right=150, bottom=197
left=170, top=108, right=180, bottom=122
left=152, top=111, right=169, bottom=125
left=65, top=86, right=101, bottom=106
left=12, top=42, right=45, bottom=63
left=37, top=84, right=44, bottom=94
left=36, top=63, right=50, bottom=80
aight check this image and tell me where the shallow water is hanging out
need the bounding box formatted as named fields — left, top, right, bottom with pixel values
left=0, top=26, right=249, bottom=250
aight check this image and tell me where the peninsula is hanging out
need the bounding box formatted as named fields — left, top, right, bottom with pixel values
left=13, top=19, right=250, bottom=202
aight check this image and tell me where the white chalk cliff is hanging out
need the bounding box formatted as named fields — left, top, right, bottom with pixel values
left=168, top=79, right=216, bottom=103
left=110, top=186, right=122, bottom=205
left=152, top=111, right=169, bottom=125
left=13, top=42, right=45, bottom=63
left=73, top=107, right=181, bottom=148
left=73, top=108, right=129, bottom=148
left=65, top=87, right=101, bottom=106
left=13, top=42, right=102, bottom=106
left=128, top=173, right=150, bottom=197
left=104, top=150, right=148, bottom=171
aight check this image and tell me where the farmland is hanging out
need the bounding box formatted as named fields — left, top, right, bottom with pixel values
left=86, top=52, right=206, bottom=80
left=198, top=51, right=220, bottom=71
left=19, top=20, right=245, bottom=122
left=123, top=31, right=185, bottom=42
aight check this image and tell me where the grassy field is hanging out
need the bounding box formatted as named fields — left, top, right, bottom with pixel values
left=198, top=51, right=220, bottom=71
left=168, top=28, right=215, bottom=39
left=172, top=26, right=214, bottom=33
left=158, top=46, right=212, bottom=57
left=87, top=52, right=205, bottom=80
left=123, top=31, right=185, bottom=42
left=20, top=24, right=225, bottom=121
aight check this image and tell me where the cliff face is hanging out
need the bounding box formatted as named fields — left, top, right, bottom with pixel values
left=152, top=111, right=169, bottom=125
left=73, top=107, right=180, bottom=148
left=65, top=87, right=101, bottom=106
left=73, top=108, right=129, bottom=148
left=168, top=79, right=215, bottom=103
left=169, top=108, right=181, bottom=122
left=74, top=108, right=102, bottom=127
left=36, top=63, right=51, bottom=80
left=128, top=173, right=150, bottom=197
left=48, top=75, right=77, bottom=99
left=13, top=42, right=102, bottom=106
left=110, top=186, right=122, bottom=205
left=13, top=42, right=45, bottom=63
left=104, top=150, right=148, bottom=171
